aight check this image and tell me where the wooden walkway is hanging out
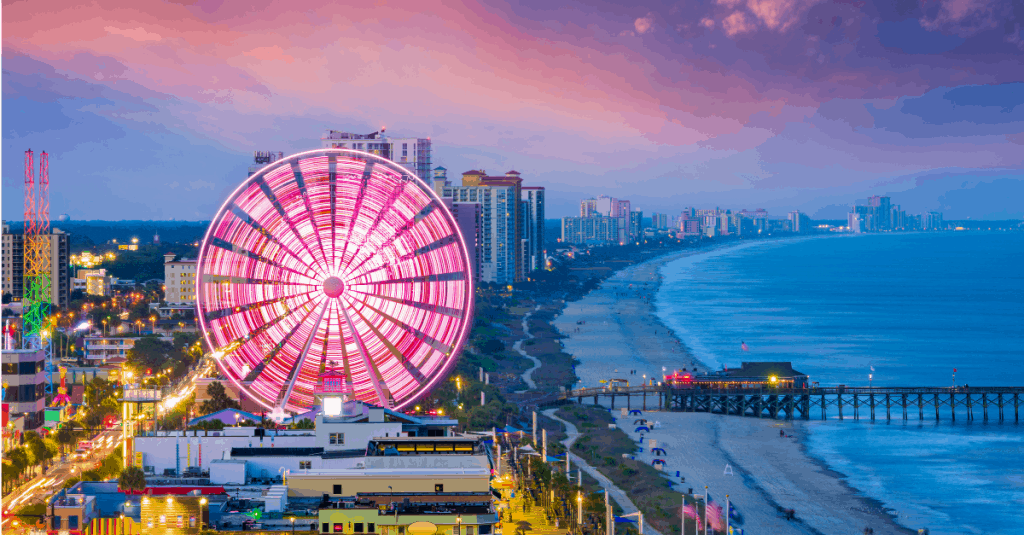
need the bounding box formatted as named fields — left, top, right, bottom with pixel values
left=556, top=385, right=1024, bottom=421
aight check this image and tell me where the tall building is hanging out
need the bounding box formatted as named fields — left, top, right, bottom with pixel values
left=164, top=253, right=197, bottom=306
left=561, top=216, right=619, bottom=245
left=651, top=213, right=668, bottom=229
left=247, top=151, right=286, bottom=177
left=521, top=187, right=545, bottom=272
left=441, top=198, right=482, bottom=284
left=629, top=211, right=643, bottom=242
left=2, top=222, right=70, bottom=308
left=2, top=348, right=46, bottom=430
left=321, top=129, right=432, bottom=181
left=578, top=195, right=636, bottom=243
left=788, top=210, right=811, bottom=233
left=440, top=171, right=523, bottom=284
left=867, top=196, right=891, bottom=231
left=923, top=211, right=944, bottom=231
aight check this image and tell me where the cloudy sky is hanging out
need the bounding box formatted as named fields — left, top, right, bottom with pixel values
left=3, top=0, right=1023, bottom=220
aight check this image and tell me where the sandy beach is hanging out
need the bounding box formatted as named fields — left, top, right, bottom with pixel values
left=553, top=247, right=914, bottom=535
left=553, top=249, right=712, bottom=390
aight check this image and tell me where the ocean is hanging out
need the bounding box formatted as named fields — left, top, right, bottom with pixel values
left=656, top=232, right=1024, bottom=535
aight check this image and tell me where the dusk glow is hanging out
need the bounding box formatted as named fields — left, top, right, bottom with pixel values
left=196, top=149, right=474, bottom=413
left=3, top=0, right=1022, bottom=219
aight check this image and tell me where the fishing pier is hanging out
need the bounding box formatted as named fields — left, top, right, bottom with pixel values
left=558, top=385, right=1024, bottom=422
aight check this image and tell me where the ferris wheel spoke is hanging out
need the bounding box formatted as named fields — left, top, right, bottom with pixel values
left=289, top=160, right=332, bottom=272
left=202, top=291, right=315, bottom=323
left=242, top=296, right=322, bottom=382
left=347, top=302, right=429, bottom=385
left=341, top=200, right=438, bottom=281
left=208, top=237, right=316, bottom=283
left=350, top=271, right=467, bottom=286
left=350, top=296, right=453, bottom=363
left=277, top=298, right=330, bottom=409
left=341, top=161, right=373, bottom=258
left=352, top=291, right=464, bottom=318
left=209, top=291, right=320, bottom=357
left=341, top=167, right=405, bottom=276
left=337, top=195, right=430, bottom=278
left=227, top=202, right=323, bottom=278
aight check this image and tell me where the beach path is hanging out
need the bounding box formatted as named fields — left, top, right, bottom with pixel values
left=544, top=408, right=665, bottom=535
left=515, top=305, right=543, bottom=392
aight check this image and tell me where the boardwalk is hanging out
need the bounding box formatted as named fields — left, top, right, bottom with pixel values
left=558, top=385, right=1024, bottom=421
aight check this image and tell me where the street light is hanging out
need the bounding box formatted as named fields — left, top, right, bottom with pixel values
left=456, top=514, right=462, bottom=535
left=291, top=516, right=296, bottom=534
left=200, top=497, right=207, bottom=530
left=235, top=413, right=240, bottom=427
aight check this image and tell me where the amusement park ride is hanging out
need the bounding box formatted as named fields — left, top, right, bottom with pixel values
left=196, top=148, right=475, bottom=417
left=22, top=149, right=57, bottom=393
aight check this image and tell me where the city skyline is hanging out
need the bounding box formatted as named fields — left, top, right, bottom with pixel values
left=3, top=0, right=1024, bottom=221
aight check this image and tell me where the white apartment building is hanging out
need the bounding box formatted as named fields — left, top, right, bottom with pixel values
left=164, top=253, right=197, bottom=306
left=321, top=129, right=432, bottom=181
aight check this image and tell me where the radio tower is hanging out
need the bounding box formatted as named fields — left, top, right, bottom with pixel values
left=23, top=149, right=55, bottom=393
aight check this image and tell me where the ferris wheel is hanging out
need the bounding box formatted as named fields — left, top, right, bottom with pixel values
left=196, top=149, right=474, bottom=414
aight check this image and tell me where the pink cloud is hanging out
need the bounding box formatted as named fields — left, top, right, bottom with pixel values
left=635, top=13, right=655, bottom=34
left=722, top=11, right=756, bottom=36
left=745, top=0, right=821, bottom=32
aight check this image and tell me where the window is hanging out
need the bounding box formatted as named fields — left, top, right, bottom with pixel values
left=368, top=523, right=375, bottom=533
left=299, top=461, right=312, bottom=469
left=466, top=527, right=475, bottom=535
left=333, top=484, right=342, bottom=494
left=330, top=433, right=345, bottom=445
left=355, top=523, right=364, bottom=533
left=479, top=526, right=491, bottom=535
left=454, top=527, right=460, bottom=535
left=434, top=484, right=443, bottom=492
left=68, top=516, right=79, bottom=529
left=53, top=517, right=61, bottom=529
left=323, top=523, right=330, bottom=533
left=334, top=523, right=345, bottom=533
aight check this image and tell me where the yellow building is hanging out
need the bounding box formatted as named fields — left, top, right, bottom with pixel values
left=318, top=498, right=496, bottom=535
left=287, top=452, right=491, bottom=498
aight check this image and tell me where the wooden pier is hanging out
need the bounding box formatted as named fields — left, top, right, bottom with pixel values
left=557, top=385, right=1024, bottom=422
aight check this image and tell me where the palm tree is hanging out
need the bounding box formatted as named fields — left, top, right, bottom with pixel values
left=118, top=466, right=147, bottom=495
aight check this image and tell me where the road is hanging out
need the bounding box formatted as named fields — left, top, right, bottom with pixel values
left=1, top=427, right=121, bottom=531
left=0, top=358, right=211, bottom=532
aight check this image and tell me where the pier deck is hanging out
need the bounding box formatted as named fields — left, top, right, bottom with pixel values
left=557, top=385, right=1024, bottom=421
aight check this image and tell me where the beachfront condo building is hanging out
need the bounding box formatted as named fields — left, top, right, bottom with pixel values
left=521, top=187, right=546, bottom=272
left=439, top=170, right=548, bottom=284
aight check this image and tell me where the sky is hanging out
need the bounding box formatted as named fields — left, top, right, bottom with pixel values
left=3, top=0, right=1023, bottom=220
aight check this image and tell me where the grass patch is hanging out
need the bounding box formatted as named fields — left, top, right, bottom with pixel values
left=558, top=406, right=687, bottom=535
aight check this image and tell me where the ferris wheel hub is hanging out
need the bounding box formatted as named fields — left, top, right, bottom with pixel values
left=322, top=276, right=345, bottom=298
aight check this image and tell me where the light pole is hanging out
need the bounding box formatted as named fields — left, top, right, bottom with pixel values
left=200, top=497, right=207, bottom=530
left=577, top=492, right=582, bottom=527
left=456, top=514, right=462, bottom=535
left=291, top=516, right=295, bottom=534
left=235, top=413, right=240, bottom=427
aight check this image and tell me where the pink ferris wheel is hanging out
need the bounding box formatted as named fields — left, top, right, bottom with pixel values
left=196, top=149, right=474, bottom=414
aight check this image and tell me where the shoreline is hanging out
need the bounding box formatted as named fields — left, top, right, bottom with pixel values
left=552, top=241, right=915, bottom=535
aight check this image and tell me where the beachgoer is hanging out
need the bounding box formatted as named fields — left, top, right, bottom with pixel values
left=780, top=429, right=785, bottom=437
